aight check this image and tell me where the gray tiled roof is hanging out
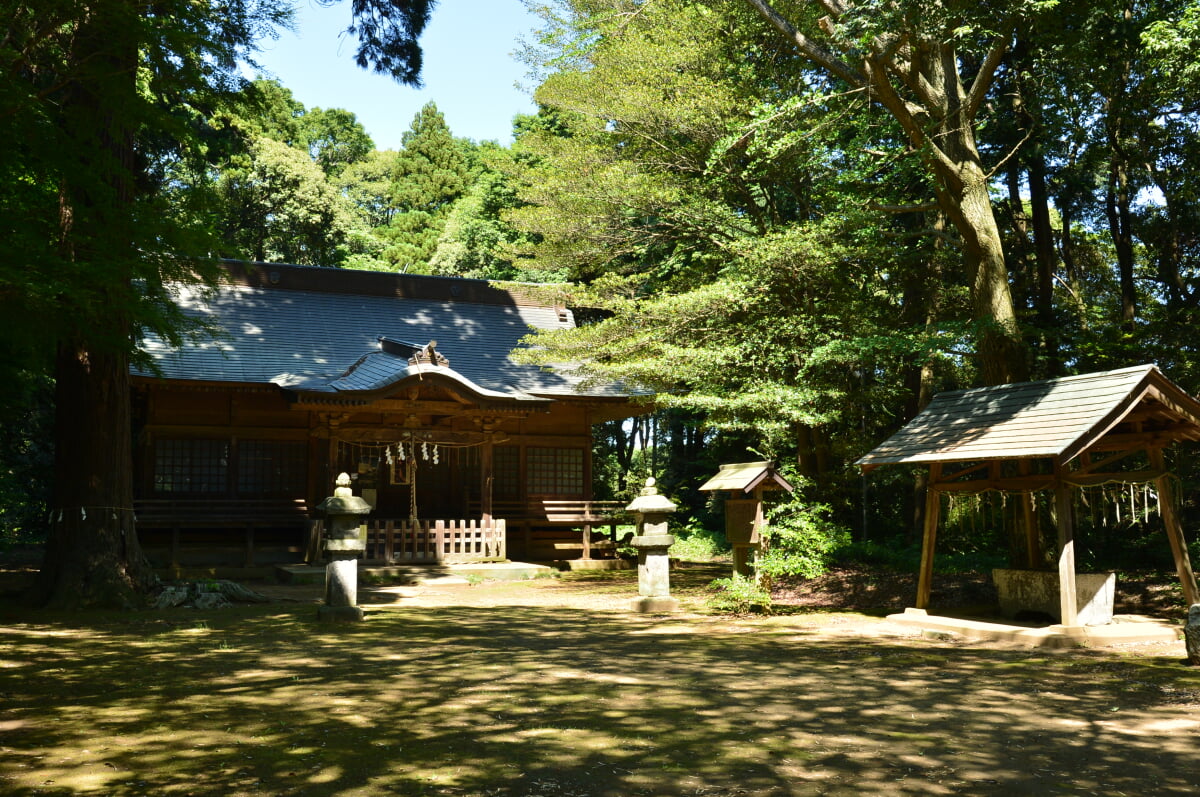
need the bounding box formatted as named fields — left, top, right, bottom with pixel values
left=857, top=364, right=1200, bottom=467
left=137, top=277, right=617, bottom=400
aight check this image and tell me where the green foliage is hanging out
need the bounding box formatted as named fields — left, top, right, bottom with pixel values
left=429, top=168, right=555, bottom=280
left=301, top=107, right=376, bottom=177
left=216, top=136, right=360, bottom=265
left=756, top=498, right=851, bottom=580
left=835, top=538, right=1008, bottom=576
left=706, top=573, right=773, bottom=615
left=0, top=372, right=53, bottom=547
left=669, top=525, right=729, bottom=562
left=376, top=102, right=472, bottom=271
left=506, top=0, right=972, bottom=482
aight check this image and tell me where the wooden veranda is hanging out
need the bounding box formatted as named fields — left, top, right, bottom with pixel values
left=858, top=365, right=1200, bottom=626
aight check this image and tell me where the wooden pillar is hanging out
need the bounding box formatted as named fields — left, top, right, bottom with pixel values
left=1150, top=449, right=1200, bottom=607
left=1017, top=461, right=1040, bottom=568
left=1054, top=460, right=1079, bottom=626
left=480, top=441, right=494, bottom=524
left=916, top=464, right=941, bottom=610
left=1022, top=491, right=1040, bottom=569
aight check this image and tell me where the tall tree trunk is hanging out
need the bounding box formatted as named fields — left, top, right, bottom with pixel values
left=30, top=341, right=152, bottom=607
left=1104, top=0, right=1138, bottom=334
left=1004, top=161, right=1032, bottom=305
left=1028, top=151, right=1060, bottom=373
left=743, top=0, right=1026, bottom=385
left=1106, top=161, right=1138, bottom=331
left=1006, top=37, right=1060, bottom=375
left=942, top=165, right=1027, bottom=385
left=900, top=210, right=942, bottom=542
left=28, top=0, right=153, bottom=608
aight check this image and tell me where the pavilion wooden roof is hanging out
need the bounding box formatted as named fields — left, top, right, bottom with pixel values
left=698, top=461, right=795, bottom=494
left=857, top=365, right=1200, bottom=472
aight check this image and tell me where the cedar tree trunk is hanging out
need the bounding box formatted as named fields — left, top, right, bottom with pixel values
left=28, top=0, right=154, bottom=608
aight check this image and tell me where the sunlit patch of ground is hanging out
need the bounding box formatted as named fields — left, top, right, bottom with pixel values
left=0, top=564, right=1196, bottom=795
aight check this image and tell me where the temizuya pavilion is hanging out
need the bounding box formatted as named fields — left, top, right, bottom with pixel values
left=857, top=364, right=1200, bottom=626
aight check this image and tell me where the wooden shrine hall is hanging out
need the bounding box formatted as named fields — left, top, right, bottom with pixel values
left=131, top=261, right=641, bottom=571
left=857, top=364, right=1200, bottom=626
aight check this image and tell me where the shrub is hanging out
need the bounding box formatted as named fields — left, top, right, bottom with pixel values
left=707, top=573, right=772, bottom=614
left=837, top=537, right=1013, bottom=575
left=669, top=524, right=729, bottom=561
left=756, top=497, right=851, bottom=580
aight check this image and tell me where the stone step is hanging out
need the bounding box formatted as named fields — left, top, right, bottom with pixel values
left=275, top=560, right=556, bottom=585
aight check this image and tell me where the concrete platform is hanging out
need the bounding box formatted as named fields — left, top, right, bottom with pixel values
left=275, top=561, right=556, bottom=586
left=533, top=558, right=633, bottom=572
left=887, top=607, right=1182, bottom=649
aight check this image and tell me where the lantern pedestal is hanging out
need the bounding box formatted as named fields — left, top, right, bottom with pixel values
left=626, top=478, right=679, bottom=613
left=317, top=473, right=372, bottom=623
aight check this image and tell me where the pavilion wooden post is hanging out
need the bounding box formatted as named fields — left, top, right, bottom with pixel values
left=916, top=464, right=941, bottom=610
left=1149, top=449, right=1200, bottom=607
left=1021, top=492, right=1040, bottom=568
left=1017, top=461, right=1040, bottom=568
left=1053, top=460, right=1079, bottom=626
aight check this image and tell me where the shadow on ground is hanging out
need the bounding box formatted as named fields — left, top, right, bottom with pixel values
left=2, top=572, right=1199, bottom=795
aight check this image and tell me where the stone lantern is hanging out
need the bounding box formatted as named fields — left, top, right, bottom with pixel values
left=316, top=472, right=372, bottom=622
left=626, top=477, right=679, bottom=613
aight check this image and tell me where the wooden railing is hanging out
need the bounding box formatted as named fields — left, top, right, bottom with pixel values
left=312, top=518, right=507, bottom=564
left=135, top=498, right=310, bottom=568
left=469, top=499, right=630, bottom=560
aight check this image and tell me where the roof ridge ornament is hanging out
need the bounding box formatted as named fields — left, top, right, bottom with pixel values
left=377, top=336, right=449, bottom=367
left=410, top=340, right=448, bottom=368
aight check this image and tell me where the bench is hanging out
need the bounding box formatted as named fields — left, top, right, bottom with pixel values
left=473, top=499, right=628, bottom=560
left=134, top=498, right=311, bottom=568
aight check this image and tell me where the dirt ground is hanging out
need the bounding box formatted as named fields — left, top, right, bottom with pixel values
left=1, top=562, right=1198, bottom=795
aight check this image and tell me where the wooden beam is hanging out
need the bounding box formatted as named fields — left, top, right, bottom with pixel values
left=1064, top=469, right=1166, bottom=487
left=936, top=461, right=991, bottom=483
left=932, top=467, right=1169, bottom=493
left=311, top=427, right=492, bottom=445
left=1089, top=428, right=1200, bottom=451
left=916, top=464, right=941, bottom=610
left=144, top=424, right=308, bottom=438
left=1074, top=448, right=1141, bottom=474
left=1054, top=461, right=1079, bottom=626
left=1149, top=449, right=1200, bottom=607
left=932, top=475, right=1055, bottom=493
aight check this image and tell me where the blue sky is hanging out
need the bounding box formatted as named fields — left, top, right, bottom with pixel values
left=251, top=0, right=542, bottom=149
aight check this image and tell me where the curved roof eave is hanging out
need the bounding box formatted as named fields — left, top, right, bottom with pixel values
left=283, top=360, right=552, bottom=407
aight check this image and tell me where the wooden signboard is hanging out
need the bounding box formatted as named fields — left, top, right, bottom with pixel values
left=725, top=498, right=761, bottom=545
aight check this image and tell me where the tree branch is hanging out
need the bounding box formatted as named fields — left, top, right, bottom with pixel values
left=882, top=227, right=962, bottom=248
left=985, top=124, right=1035, bottom=180
left=868, top=200, right=941, bottom=214
left=859, top=59, right=960, bottom=188
left=964, top=35, right=1009, bottom=122
left=742, top=0, right=866, bottom=88
left=815, top=0, right=849, bottom=18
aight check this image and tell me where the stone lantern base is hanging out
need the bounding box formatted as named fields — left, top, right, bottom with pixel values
left=630, top=595, right=680, bottom=613
left=318, top=604, right=365, bottom=623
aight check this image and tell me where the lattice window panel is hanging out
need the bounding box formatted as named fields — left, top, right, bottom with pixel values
left=494, top=446, right=520, bottom=499
left=236, top=440, right=306, bottom=496
left=526, top=447, right=584, bottom=497
left=153, top=438, right=228, bottom=494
